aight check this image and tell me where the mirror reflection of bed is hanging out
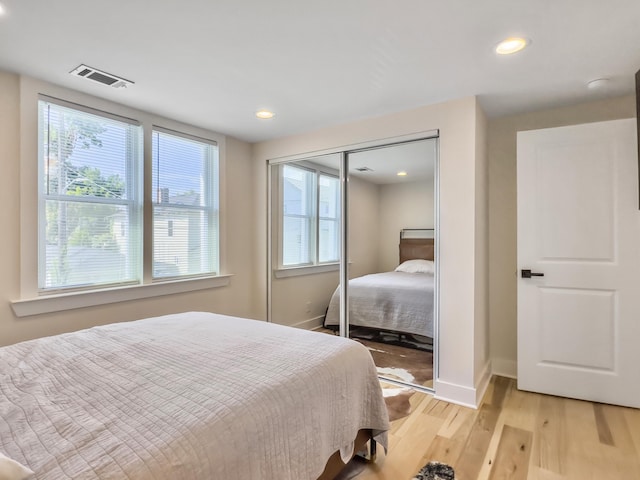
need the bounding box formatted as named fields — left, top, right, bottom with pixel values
left=324, top=230, right=435, bottom=389
left=344, top=139, right=436, bottom=390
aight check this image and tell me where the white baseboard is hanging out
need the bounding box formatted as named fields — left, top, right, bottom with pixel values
left=492, top=358, right=517, bottom=379
left=434, top=360, right=492, bottom=409
left=434, top=379, right=479, bottom=409
left=291, top=315, right=325, bottom=330
left=474, top=360, right=492, bottom=406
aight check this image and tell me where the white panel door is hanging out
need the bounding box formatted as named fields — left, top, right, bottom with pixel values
left=517, top=118, right=640, bottom=408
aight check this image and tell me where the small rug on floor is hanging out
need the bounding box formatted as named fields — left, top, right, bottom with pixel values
left=337, top=458, right=456, bottom=480
left=412, top=462, right=455, bottom=480
left=356, top=337, right=433, bottom=422
left=355, top=338, right=433, bottom=385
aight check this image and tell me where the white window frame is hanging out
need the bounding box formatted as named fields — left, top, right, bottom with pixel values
left=151, top=127, right=220, bottom=280
left=37, top=97, right=143, bottom=293
left=12, top=79, right=229, bottom=317
left=277, top=161, right=340, bottom=270
left=317, top=172, right=340, bottom=264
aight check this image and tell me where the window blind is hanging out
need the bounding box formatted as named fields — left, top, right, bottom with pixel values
left=152, top=129, right=219, bottom=279
left=282, top=164, right=315, bottom=266
left=318, top=174, right=339, bottom=263
left=38, top=100, right=142, bottom=291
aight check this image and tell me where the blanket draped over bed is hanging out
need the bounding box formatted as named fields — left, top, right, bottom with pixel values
left=0, top=312, right=389, bottom=480
left=324, top=271, right=435, bottom=338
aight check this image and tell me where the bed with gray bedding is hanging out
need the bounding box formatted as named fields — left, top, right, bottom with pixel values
left=324, top=271, right=434, bottom=338
left=0, top=311, right=388, bottom=480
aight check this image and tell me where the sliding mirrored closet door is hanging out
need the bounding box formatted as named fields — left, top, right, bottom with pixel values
left=344, top=139, right=437, bottom=390
left=268, top=153, right=343, bottom=331
left=268, top=135, right=438, bottom=393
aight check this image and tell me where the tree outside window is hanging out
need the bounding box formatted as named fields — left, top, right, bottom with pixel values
left=39, top=100, right=142, bottom=290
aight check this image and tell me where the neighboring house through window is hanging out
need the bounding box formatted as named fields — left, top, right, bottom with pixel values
left=152, top=129, right=219, bottom=279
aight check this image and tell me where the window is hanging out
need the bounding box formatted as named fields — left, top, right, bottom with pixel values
left=282, top=165, right=314, bottom=266
left=152, top=129, right=219, bottom=279
left=38, top=100, right=142, bottom=292
left=318, top=173, right=339, bottom=262
left=280, top=164, right=339, bottom=267
left=36, top=98, right=221, bottom=297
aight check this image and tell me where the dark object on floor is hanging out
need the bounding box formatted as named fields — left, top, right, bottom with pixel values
left=412, top=461, right=456, bottom=480
left=326, top=324, right=433, bottom=353
left=352, top=327, right=433, bottom=353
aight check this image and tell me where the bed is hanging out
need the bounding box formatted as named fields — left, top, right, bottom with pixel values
left=0, top=312, right=389, bottom=480
left=324, top=231, right=435, bottom=339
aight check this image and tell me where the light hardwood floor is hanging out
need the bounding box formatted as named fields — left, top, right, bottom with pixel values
left=356, top=376, right=640, bottom=479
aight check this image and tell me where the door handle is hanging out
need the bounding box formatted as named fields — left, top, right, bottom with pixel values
left=521, top=269, right=544, bottom=279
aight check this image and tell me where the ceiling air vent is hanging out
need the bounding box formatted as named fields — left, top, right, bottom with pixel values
left=355, top=167, right=374, bottom=172
left=70, top=64, right=134, bottom=89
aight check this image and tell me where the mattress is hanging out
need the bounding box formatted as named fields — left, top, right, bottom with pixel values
left=0, top=312, right=389, bottom=480
left=324, top=271, right=434, bottom=338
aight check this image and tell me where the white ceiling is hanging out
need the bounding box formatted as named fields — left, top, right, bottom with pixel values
left=349, top=139, right=436, bottom=184
left=297, top=139, right=436, bottom=184
left=0, top=1, right=638, bottom=143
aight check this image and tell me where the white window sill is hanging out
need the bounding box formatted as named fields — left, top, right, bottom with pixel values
left=11, top=275, right=233, bottom=318
left=274, top=263, right=339, bottom=278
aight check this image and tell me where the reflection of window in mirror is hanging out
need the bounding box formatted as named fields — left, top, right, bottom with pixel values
left=279, top=163, right=339, bottom=268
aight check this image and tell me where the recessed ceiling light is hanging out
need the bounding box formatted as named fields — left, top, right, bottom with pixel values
left=0, top=3, right=6, bottom=15
left=495, top=37, right=530, bottom=55
left=587, top=78, right=610, bottom=90
left=256, top=110, right=275, bottom=119
left=397, top=171, right=408, bottom=177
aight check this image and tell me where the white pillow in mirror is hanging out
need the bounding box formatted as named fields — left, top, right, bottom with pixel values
left=0, top=452, right=33, bottom=480
left=395, top=259, right=435, bottom=274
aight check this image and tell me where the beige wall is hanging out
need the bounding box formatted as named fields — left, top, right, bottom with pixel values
left=474, top=105, right=490, bottom=387
left=271, top=271, right=339, bottom=328
left=0, top=73, right=21, bottom=345
left=349, top=176, right=381, bottom=278
left=378, top=179, right=434, bottom=273
left=253, top=96, right=489, bottom=406
left=487, top=94, right=636, bottom=377
left=0, top=72, right=257, bottom=347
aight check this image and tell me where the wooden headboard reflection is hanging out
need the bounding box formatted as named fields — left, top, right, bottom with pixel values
left=399, top=229, right=435, bottom=264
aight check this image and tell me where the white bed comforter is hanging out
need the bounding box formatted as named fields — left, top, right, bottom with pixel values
left=0, top=312, right=388, bottom=480
left=325, top=271, right=434, bottom=338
